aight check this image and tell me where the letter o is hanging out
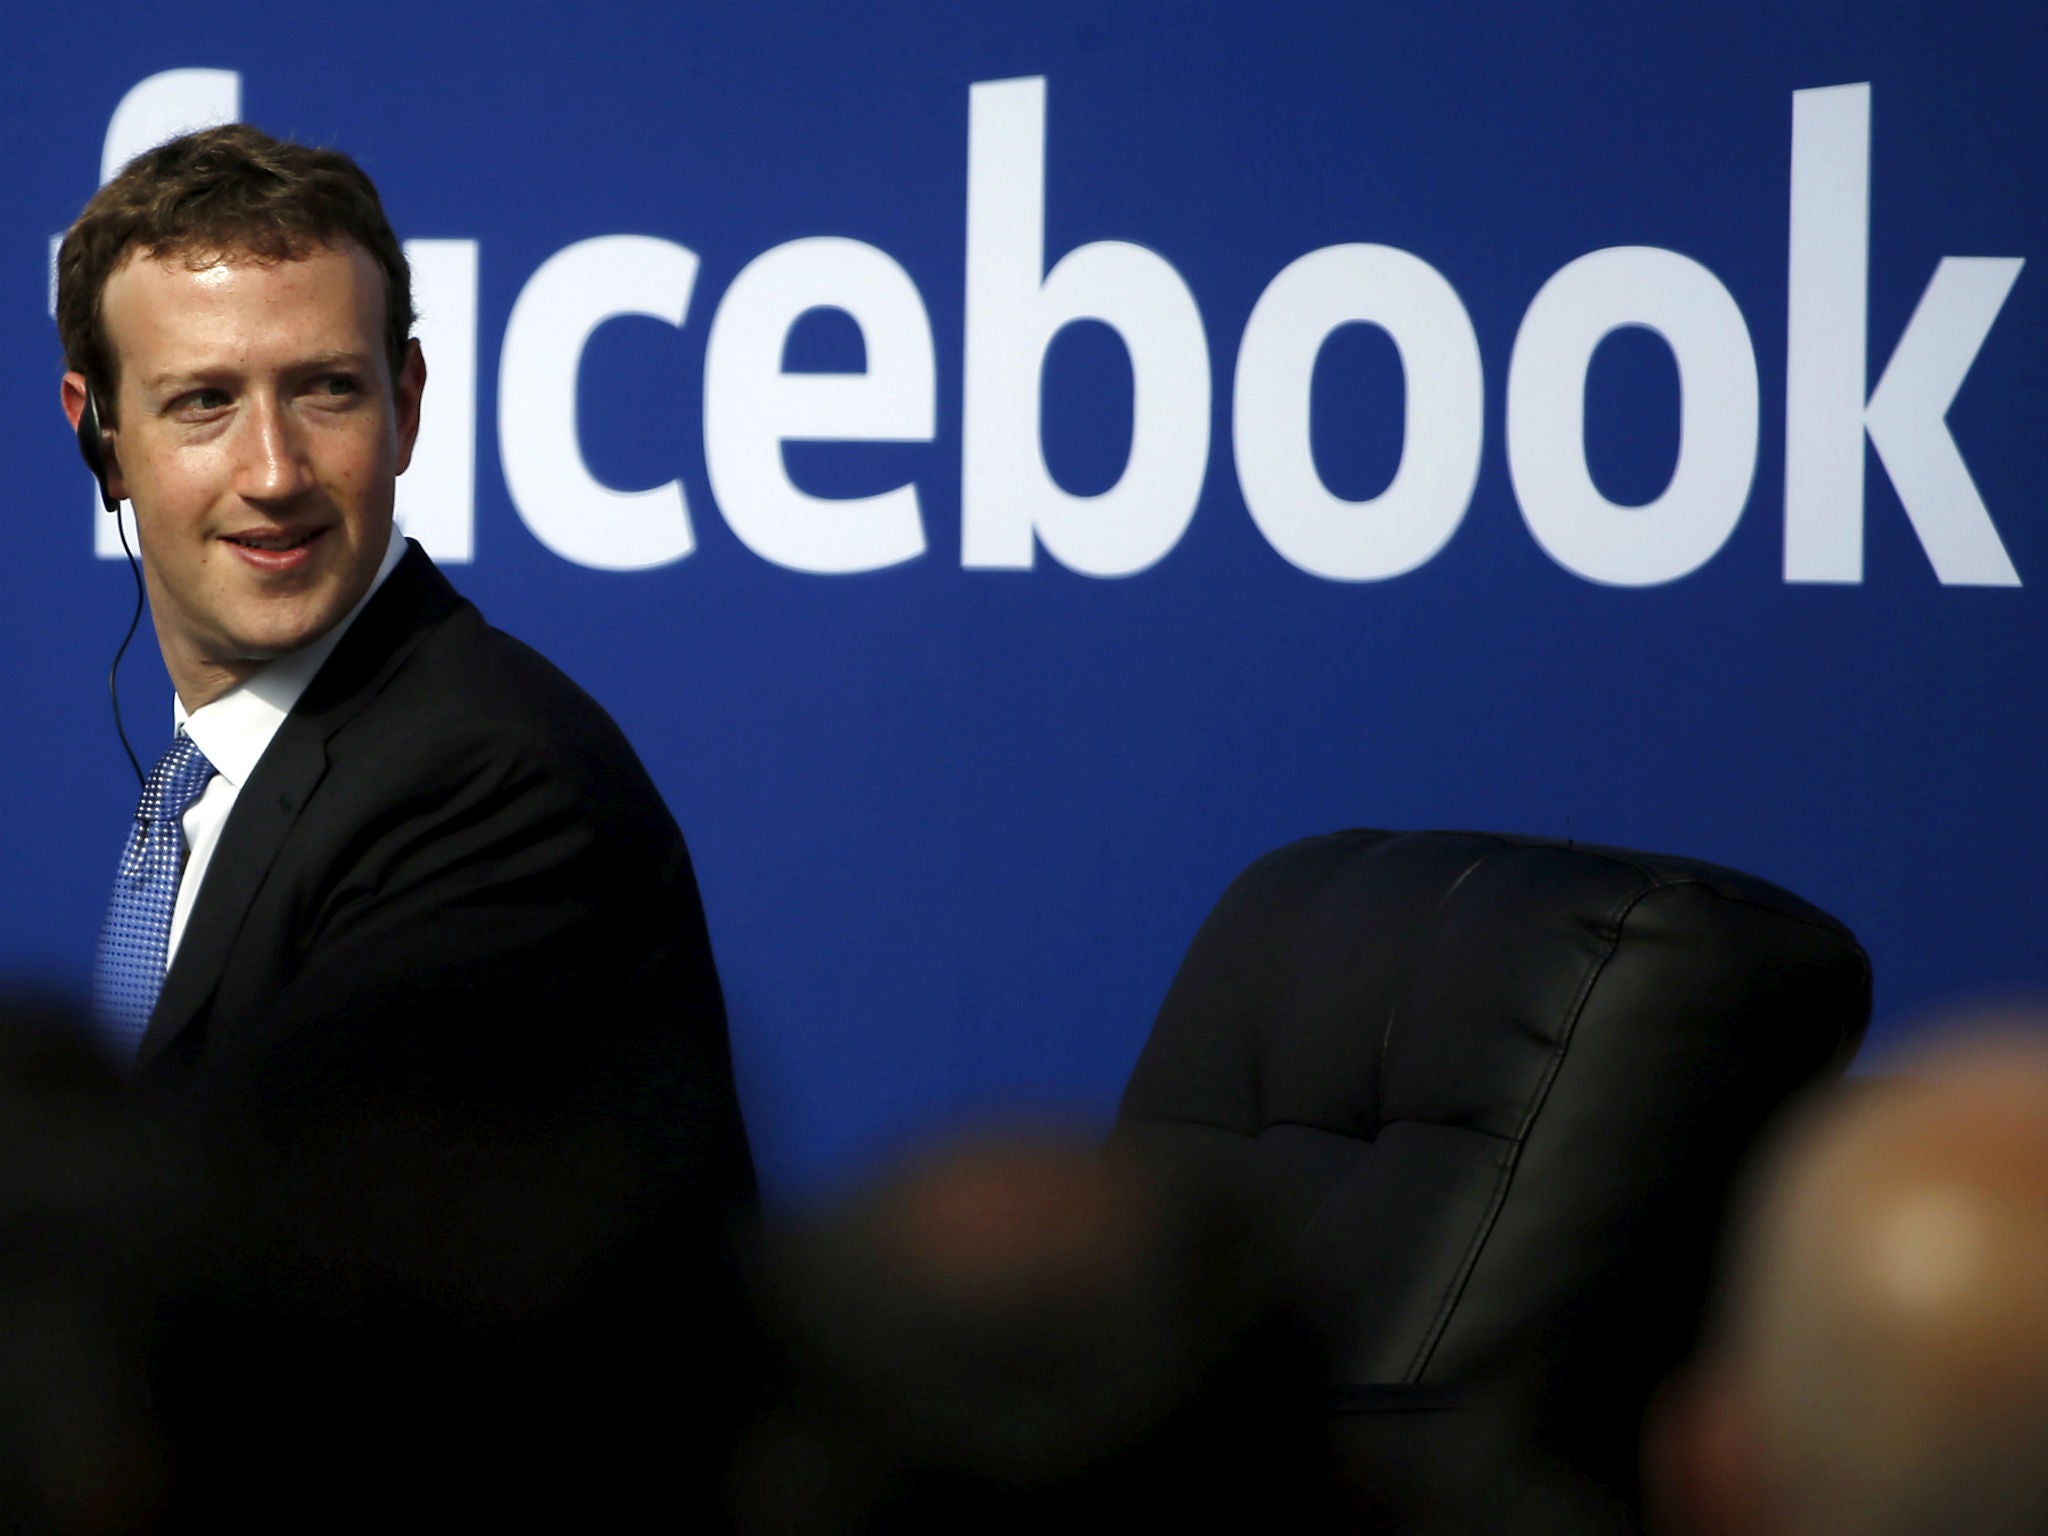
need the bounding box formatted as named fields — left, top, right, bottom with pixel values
left=1507, top=246, right=1758, bottom=586
left=1234, top=244, right=1483, bottom=580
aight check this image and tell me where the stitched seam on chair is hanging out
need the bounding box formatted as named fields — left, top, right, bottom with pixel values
left=1114, top=1114, right=1436, bottom=1148
left=1571, top=873, right=1872, bottom=1063
left=1239, top=832, right=1405, bottom=1135
left=1530, top=842, right=1862, bottom=944
left=1401, top=875, right=1653, bottom=1382
left=1373, top=843, right=1491, bottom=1137
left=1270, top=845, right=1367, bottom=1129
left=1293, top=840, right=1494, bottom=1318
left=1113, top=1114, right=1258, bottom=1139
left=1647, top=880, right=1873, bottom=1057
left=1454, top=832, right=1862, bottom=942
left=1237, top=834, right=1383, bottom=1133
left=1347, top=1116, right=1512, bottom=1145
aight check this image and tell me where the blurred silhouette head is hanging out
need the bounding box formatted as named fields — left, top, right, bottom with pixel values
left=735, top=1132, right=1334, bottom=1534
left=1653, top=1021, right=2048, bottom=1536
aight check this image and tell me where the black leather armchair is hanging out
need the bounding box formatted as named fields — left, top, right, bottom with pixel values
left=1114, top=829, right=1870, bottom=1531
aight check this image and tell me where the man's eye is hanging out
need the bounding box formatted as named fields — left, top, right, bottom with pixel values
left=312, top=374, right=362, bottom=398
left=172, top=389, right=231, bottom=415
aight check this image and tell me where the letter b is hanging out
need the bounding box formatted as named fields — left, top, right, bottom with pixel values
left=962, top=77, right=1210, bottom=577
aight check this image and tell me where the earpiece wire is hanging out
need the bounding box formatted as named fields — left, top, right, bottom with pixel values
left=108, top=503, right=145, bottom=786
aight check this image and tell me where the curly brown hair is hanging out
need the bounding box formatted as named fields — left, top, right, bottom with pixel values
left=56, top=123, right=414, bottom=420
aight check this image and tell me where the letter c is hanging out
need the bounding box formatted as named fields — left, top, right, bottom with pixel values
left=499, top=235, right=698, bottom=571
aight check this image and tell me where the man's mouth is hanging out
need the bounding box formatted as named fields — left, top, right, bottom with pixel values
left=224, top=528, right=322, bottom=552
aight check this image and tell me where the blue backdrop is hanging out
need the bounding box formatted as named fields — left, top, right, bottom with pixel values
left=4, top=2, right=2043, bottom=1196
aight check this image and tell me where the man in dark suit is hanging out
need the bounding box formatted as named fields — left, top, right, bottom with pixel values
left=56, top=126, right=753, bottom=1517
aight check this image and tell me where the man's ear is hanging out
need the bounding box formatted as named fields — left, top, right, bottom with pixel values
left=61, top=370, right=126, bottom=505
left=60, top=371, right=88, bottom=434
left=393, top=339, right=426, bottom=475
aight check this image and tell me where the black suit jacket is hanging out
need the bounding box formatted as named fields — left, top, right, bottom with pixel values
left=129, top=544, right=757, bottom=1518
left=138, top=537, right=752, bottom=1227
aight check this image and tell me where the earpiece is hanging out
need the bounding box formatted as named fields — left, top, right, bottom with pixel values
left=84, top=378, right=147, bottom=786
left=76, top=387, right=119, bottom=513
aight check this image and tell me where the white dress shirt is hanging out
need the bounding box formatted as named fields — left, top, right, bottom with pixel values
left=167, top=528, right=407, bottom=966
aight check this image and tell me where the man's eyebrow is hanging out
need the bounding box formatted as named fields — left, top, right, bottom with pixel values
left=137, top=366, right=233, bottom=394
left=137, top=351, right=378, bottom=391
left=293, top=350, right=376, bottom=371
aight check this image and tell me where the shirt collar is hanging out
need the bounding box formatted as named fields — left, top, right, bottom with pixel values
left=176, top=527, right=408, bottom=787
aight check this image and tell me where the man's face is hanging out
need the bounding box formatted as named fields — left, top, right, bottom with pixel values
left=67, top=240, right=423, bottom=708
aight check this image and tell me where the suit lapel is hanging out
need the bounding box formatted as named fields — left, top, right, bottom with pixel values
left=142, top=726, right=332, bottom=1065
left=137, top=544, right=467, bottom=1069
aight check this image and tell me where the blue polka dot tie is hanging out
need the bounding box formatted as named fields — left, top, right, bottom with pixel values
left=91, top=730, right=217, bottom=1064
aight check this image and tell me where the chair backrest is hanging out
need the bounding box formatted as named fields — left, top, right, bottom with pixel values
left=1114, top=829, right=1870, bottom=1510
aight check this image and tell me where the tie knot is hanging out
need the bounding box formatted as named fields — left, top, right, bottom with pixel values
left=142, top=731, right=217, bottom=824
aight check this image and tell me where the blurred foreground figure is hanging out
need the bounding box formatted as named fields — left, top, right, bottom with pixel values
left=734, top=1135, right=1343, bottom=1534
left=0, top=1000, right=190, bottom=1536
left=0, top=992, right=753, bottom=1531
left=1652, top=1024, right=2048, bottom=1536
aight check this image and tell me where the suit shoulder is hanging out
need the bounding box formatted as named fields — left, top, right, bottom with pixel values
left=415, top=605, right=618, bottom=725
left=335, top=601, right=674, bottom=823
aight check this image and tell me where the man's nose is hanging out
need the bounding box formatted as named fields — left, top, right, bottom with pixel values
left=234, top=395, right=315, bottom=504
